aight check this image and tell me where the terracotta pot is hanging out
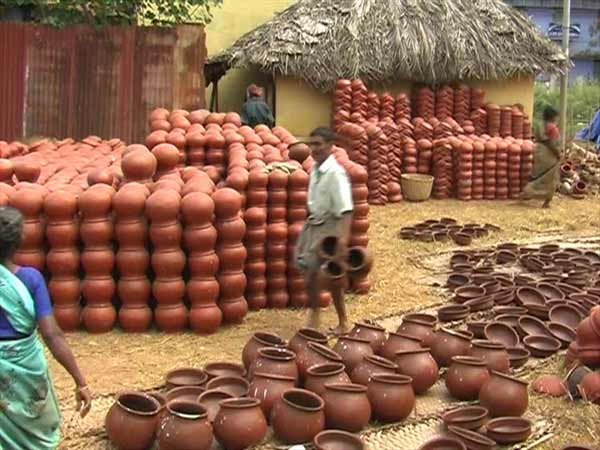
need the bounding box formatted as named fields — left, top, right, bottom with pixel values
left=82, top=303, right=116, bottom=333
left=367, top=374, right=415, bottom=423
left=345, top=247, right=373, bottom=279
left=442, top=405, right=489, bottom=431
left=289, top=327, right=328, bottom=356
left=241, top=332, right=287, bottom=369
left=322, top=383, right=371, bottom=432
left=81, top=276, right=116, bottom=305
left=153, top=278, right=186, bottom=305
left=397, top=313, right=437, bottom=346
left=213, top=398, right=268, bottom=450
left=532, top=375, right=568, bottom=397
left=197, top=389, right=233, bottom=423
left=118, top=277, right=151, bottom=306
left=156, top=401, right=212, bottom=450
left=332, top=336, right=374, bottom=372
left=446, top=356, right=490, bottom=401
left=479, top=371, right=529, bottom=417
left=49, top=278, right=80, bottom=306
left=380, top=332, right=423, bottom=361
left=205, top=375, right=249, bottom=398
left=430, top=328, right=474, bottom=367
left=349, top=322, right=386, bottom=353
left=418, top=437, right=466, bottom=450
left=116, top=249, right=149, bottom=277
left=469, top=339, right=510, bottom=373
left=395, top=348, right=439, bottom=394
left=447, top=425, right=496, bottom=450
left=271, top=388, right=325, bottom=444
left=155, top=303, right=188, bottom=333
left=219, top=297, right=248, bottom=324
left=118, top=305, right=152, bottom=332
left=578, top=371, right=600, bottom=404
left=305, top=363, right=351, bottom=396
left=53, top=304, right=81, bottom=332
left=249, top=347, right=298, bottom=382
left=298, top=342, right=343, bottom=381
left=105, top=392, right=161, bottom=450
left=350, top=354, right=397, bottom=386
left=247, top=372, right=296, bottom=419
left=204, top=362, right=246, bottom=380
left=314, top=430, right=366, bottom=450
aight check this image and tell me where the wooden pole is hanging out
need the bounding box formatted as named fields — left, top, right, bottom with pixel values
left=559, top=0, right=571, bottom=150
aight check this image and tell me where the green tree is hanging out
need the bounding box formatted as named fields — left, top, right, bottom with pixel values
left=1, top=0, right=222, bottom=27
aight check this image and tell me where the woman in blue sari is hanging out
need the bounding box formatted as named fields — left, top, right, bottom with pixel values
left=0, top=206, right=91, bottom=450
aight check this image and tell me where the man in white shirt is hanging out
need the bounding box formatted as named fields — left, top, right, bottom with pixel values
left=295, top=127, right=354, bottom=335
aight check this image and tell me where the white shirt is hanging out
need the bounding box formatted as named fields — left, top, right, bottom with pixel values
left=307, top=155, right=354, bottom=223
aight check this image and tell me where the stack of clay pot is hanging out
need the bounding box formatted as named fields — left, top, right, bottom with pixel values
left=471, top=88, right=486, bottom=112
left=432, top=139, right=453, bottom=199
left=402, top=137, right=418, bottom=175
left=470, top=108, right=488, bottom=135
left=414, top=87, right=435, bottom=120
left=10, top=189, right=45, bottom=270
left=379, top=92, right=395, bottom=122
left=414, top=119, right=434, bottom=175
left=435, top=85, right=454, bottom=121
left=337, top=123, right=369, bottom=169
left=508, top=142, right=523, bottom=199
left=287, top=169, right=310, bottom=307
left=496, top=140, right=509, bottom=200
left=364, top=124, right=388, bottom=205
left=244, top=206, right=268, bottom=310
left=394, top=93, right=411, bottom=124
left=380, top=120, right=403, bottom=202
left=471, top=140, right=485, bottom=200
left=350, top=79, right=368, bottom=123
left=512, top=106, right=525, bottom=139
left=453, top=138, right=473, bottom=201
left=483, top=140, right=498, bottom=200
left=366, top=92, right=380, bottom=123
left=454, top=84, right=471, bottom=126
left=500, top=106, right=513, bottom=138
left=266, top=171, right=289, bottom=308
left=486, top=104, right=501, bottom=137
left=524, top=118, right=533, bottom=140
left=332, top=79, right=352, bottom=131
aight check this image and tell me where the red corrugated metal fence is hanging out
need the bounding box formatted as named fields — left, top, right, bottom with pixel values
left=0, top=23, right=206, bottom=143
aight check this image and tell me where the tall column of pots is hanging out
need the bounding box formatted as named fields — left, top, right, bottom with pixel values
left=10, top=189, right=46, bottom=271
left=471, top=139, right=485, bottom=200
left=496, top=140, right=509, bottom=200
left=415, top=87, right=435, bottom=120
left=454, top=85, right=471, bottom=126
left=500, top=107, right=513, bottom=138
left=44, top=190, right=81, bottom=331
left=379, top=92, right=395, bottom=122
left=205, top=131, right=227, bottom=180
left=435, top=86, right=454, bottom=121
left=287, top=169, right=309, bottom=308
left=213, top=187, right=248, bottom=323
left=113, top=183, right=152, bottom=332
left=512, top=107, right=524, bottom=140
left=80, top=185, right=117, bottom=333
left=183, top=192, right=222, bottom=334
left=471, top=89, right=486, bottom=114
left=225, top=143, right=249, bottom=210
left=483, top=140, right=498, bottom=200
left=146, top=189, right=188, bottom=332
left=455, top=139, right=473, bottom=201
left=432, top=139, right=453, bottom=199
left=347, top=162, right=370, bottom=294
left=266, top=170, right=289, bottom=308
left=333, top=79, right=352, bottom=131
left=186, top=131, right=206, bottom=169
left=520, top=140, right=534, bottom=191
left=487, top=104, right=501, bottom=137
left=366, top=92, right=380, bottom=123
left=414, top=119, right=434, bottom=175
left=167, top=129, right=187, bottom=168
left=381, top=120, right=402, bottom=202
left=508, top=142, right=522, bottom=199
left=350, top=80, right=368, bottom=123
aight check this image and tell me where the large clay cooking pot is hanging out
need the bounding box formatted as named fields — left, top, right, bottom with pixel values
left=380, top=332, right=423, bottom=361
left=297, top=342, right=342, bottom=381
left=397, top=313, right=437, bottom=347
left=242, top=331, right=287, bottom=370
left=270, top=388, right=325, bottom=445
left=395, top=348, right=439, bottom=394
left=247, top=372, right=296, bottom=420
left=322, top=383, right=371, bottom=432
left=156, top=400, right=213, bottom=450
left=305, top=363, right=351, bottom=397
left=469, top=339, right=510, bottom=373
left=105, top=391, right=161, bottom=450
left=289, top=328, right=328, bottom=357
left=367, top=374, right=415, bottom=423
left=349, top=322, right=386, bottom=353
left=430, top=328, right=474, bottom=367
left=350, top=355, right=397, bottom=386
left=213, top=398, right=268, bottom=450
left=333, top=336, right=374, bottom=372
left=446, top=356, right=490, bottom=401
left=479, top=371, right=529, bottom=417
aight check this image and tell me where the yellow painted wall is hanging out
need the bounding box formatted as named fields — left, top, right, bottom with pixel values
left=205, top=0, right=297, bottom=113
left=275, top=76, right=535, bottom=137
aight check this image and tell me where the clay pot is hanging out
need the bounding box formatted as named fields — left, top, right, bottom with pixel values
left=155, top=303, right=188, bottom=333
left=484, top=322, right=520, bottom=348
left=380, top=332, right=423, bottom=361
left=297, top=342, right=342, bottom=381
left=442, top=406, right=489, bottom=431
left=204, top=362, right=246, bottom=380
left=446, top=356, right=490, bottom=401
left=82, top=303, right=117, bottom=334
left=156, top=401, right=212, bottom=450
left=289, top=328, right=328, bottom=357
left=165, top=368, right=208, bottom=391
left=305, top=363, right=351, bottom=396
left=333, top=336, right=374, bottom=372
left=345, top=247, right=373, bottom=279
left=118, top=305, right=152, bottom=333
left=395, top=348, right=439, bottom=394
left=448, top=425, right=496, bottom=450
left=247, top=372, right=296, bottom=419
left=166, top=386, right=206, bottom=403
left=105, top=392, right=161, bottom=450
left=271, top=388, right=326, bottom=444
left=322, top=383, right=371, bottom=432
left=479, top=371, right=529, bottom=417
left=350, top=354, right=397, bottom=386
left=314, top=430, right=365, bottom=450
left=197, top=390, right=233, bottom=423
left=367, top=374, right=415, bottom=423
left=206, top=376, right=249, bottom=397
left=249, top=347, right=298, bottom=382
left=578, top=371, right=600, bottom=403
left=418, top=437, right=466, bottom=450
left=523, top=335, right=561, bottom=358
left=242, top=331, right=287, bottom=370
left=430, top=328, right=473, bottom=367
left=532, top=375, right=568, bottom=397
left=469, top=339, right=510, bottom=373
left=485, top=417, right=532, bottom=445
left=349, top=322, right=387, bottom=353
left=320, top=260, right=349, bottom=291
left=397, top=313, right=437, bottom=346
left=213, top=398, right=268, bottom=450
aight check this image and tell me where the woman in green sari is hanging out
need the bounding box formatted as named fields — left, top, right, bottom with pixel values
left=0, top=206, right=91, bottom=450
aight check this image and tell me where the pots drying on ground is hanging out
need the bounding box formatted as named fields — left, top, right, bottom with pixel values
left=442, top=406, right=489, bottom=431
left=485, top=417, right=532, bottom=445
left=322, top=383, right=371, bottom=432
left=156, top=401, right=213, bottom=450
left=431, top=328, right=474, bottom=367
left=105, top=392, right=161, bottom=450
left=367, top=374, right=415, bottom=423
left=242, top=331, right=287, bottom=370
left=270, top=388, right=325, bottom=445
left=395, top=348, right=439, bottom=394
left=213, top=398, right=268, bottom=450
left=350, top=354, right=397, bottom=386
left=305, top=363, right=351, bottom=396
left=479, top=371, right=529, bottom=417
left=446, top=356, right=490, bottom=401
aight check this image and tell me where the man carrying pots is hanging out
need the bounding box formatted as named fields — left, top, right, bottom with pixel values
left=294, top=127, right=354, bottom=335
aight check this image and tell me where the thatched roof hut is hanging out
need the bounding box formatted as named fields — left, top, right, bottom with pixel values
left=206, top=0, right=566, bottom=91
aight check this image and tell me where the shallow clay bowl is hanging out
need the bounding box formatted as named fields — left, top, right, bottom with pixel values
left=467, top=321, right=489, bottom=339
left=465, top=296, right=494, bottom=312
left=516, top=287, right=546, bottom=306
left=547, top=322, right=576, bottom=348
left=442, top=406, right=489, bottom=431
left=314, top=430, right=365, bottom=450
left=197, top=389, right=234, bottom=422
left=166, top=386, right=205, bottom=403
left=455, top=285, right=486, bottom=303
left=523, top=335, right=561, bottom=358
left=485, top=322, right=520, bottom=348
left=418, top=436, right=466, bottom=450
left=204, top=362, right=247, bottom=379
left=448, top=425, right=496, bottom=450
left=205, top=375, right=249, bottom=397
left=448, top=273, right=471, bottom=289
left=438, top=305, right=469, bottom=322
left=549, top=305, right=583, bottom=329
left=496, top=314, right=520, bottom=329
left=486, top=416, right=532, bottom=444
left=517, top=316, right=551, bottom=338
left=165, top=368, right=208, bottom=390
left=494, top=306, right=527, bottom=316
left=507, top=347, right=530, bottom=368
left=536, top=282, right=565, bottom=301
left=526, top=304, right=551, bottom=321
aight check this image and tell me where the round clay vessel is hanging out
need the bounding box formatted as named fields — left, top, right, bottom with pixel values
left=322, top=383, right=371, bottom=432
left=289, top=327, right=328, bottom=358
left=270, top=388, right=325, bottom=445
left=205, top=375, right=249, bottom=397
left=479, top=371, right=529, bottom=417
left=197, top=389, right=233, bottom=423
left=397, top=313, right=437, bottom=346
left=247, top=372, right=296, bottom=419
left=105, top=392, right=161, bottom=450
left=156, top=401, right=213, bottom=450
left=485, top=416, right=532, bottom=445
left=249, top=347, right=298, bottom=382
left=305, top=363, right=351, bottom=396
left=380, top=331, right=423, bottom=361
left=418, top=436, right=466, bottom=450
left=484, top=322, right=520, bottom=348
left=349, top=322, right=386, bottom=353
left=333, top=336, right=374, bottom=372
left=314, top=430, right=365, bottom=450
left=165, top=368, right=208, bottom=391
left=297, top=342, right=342, bottom=381
left=395, top=348, right=439, bottom=394
left=446, top=356, right=490, bottom=401
left=448, top=425, right=496, bottom=450
left=213, top=398, right=268, bottom=450
left=350, top=354, right=397, bottom=386
left=204, top=362, right=246, bottom=380
left=470, top=339, right=510, bottom=373
left=522, top=335, right=561, bottom=358
left=165, top=385, right=205, bottom=403
left=367, top=374, right=415, bottom=423
left=507, top=347, right=530, bottom=369
left=532, top=375, right=567, bottom=397
left=442, top=406, right=489, bottom=431
left=242, top=331, right=287, bottom=369
left=430, top=328, right=474, bottom=367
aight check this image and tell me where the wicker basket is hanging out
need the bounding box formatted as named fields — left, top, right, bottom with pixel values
left=400, top=174, right=434, bottom=202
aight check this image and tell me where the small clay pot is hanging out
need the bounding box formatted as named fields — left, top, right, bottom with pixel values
left=532, top=375, right=568, bottom=397
left=437, top=305, right=469, bottom=322
left=166, top=368, right=208, bottom=391
left=380, top=332, right=423, bottom=361
left=547, top=322, right=576, bottom=348
left=430, top=328, right=474, bottom=367
left=517, top=316, right=551, bottom=338
left=345, top=246, right=373, bottom=279
left=367, top=374, right=415, bottom=423
left=213, top=398, right=268, bottom=450
left=322, top=383, right=371, bottom=432
left=470, top=339, right=510, bottom=373
left=442, top=406, right=489, bottom=431
left=297, top=342, right=343, bottom=381
left=350, top=354, right=397, bottom=386
left=446, top=356, right=490, bottom=401
left=397, top=313, right=437, bottom=346
left=197, top=389, right=234, bottom=423
left=241, top=331, right=287, bottom=370
left=305, top=363, right=351, bottom=396
left=270, top=388, right=325, bottom=445
left=156, top=401, right=213, bottom=450
left=249, top=347, right=298, bottom=382
left=314, top=430, right=365, bottom=450
left=247, top=372, right=296, bottom=420
left=507, top=347, right=530, bottom=369
left=289, top=328, right=328, bottom=358
left=349, top=322, right=386, bottom=353
left=523, top=335, right=561, bottom=358
left=479, top=371, right=529, bottom=417
left=484, top=322, right=520, bottom=348
left=333, top=336, right=374, bottom=372
left=105, top=392, right=161, bottom=450
left=485, top=417, right=532, bottom=445
left=395, top=348, right=439, bottom=394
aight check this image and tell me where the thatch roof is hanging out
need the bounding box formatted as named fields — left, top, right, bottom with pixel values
left=206, top=0, right=567, bottom=90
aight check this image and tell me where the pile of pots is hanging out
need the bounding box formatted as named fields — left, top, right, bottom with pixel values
left=399, top=218, right=499, bottom=245
left=559, top=143, right=600, bottom=199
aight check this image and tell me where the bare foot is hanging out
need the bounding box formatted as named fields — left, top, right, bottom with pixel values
left=329, top=324, right=350, bottom=336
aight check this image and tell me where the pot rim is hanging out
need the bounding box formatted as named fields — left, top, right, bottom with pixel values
left=297, top=327, right=328, bottom=344
left=440, top=327, right=474, bottom=340
left=395, top=347, right=432, bottom=358
left=402, top=313, right=438, bottom=325
left=471, top=339, right=506, bottom=350
left=450, top=356, right=487, bottom=367
left=362, top=355, right=398, bottom=370
left=166, top=400, right=209, bottom=420
left=165, top=367, right=208, bottom=387
left=307, top=342, right=343, bottom=362
left=281, top=388, right=325, bottom=412
left=489, top=370, right=529, bottom=386
left=197, top=388, right=234, bottom=404
left=204, top=362, right=247, bottom=377
left=116, top=391, right=161, bottom=416
left=252, top=371, right=296, bottom=382
left=523, top=335, right=561, bottom=351
left=486, top=416, right=531, bottom=433
left=352, top=321, right=385, bottom=333
left=306, top=362, right=346, bottom=377
left=337, top=335, right=371, bottom=345
left=218, top=397, right=261, bottom=409
left=369, top=373, right=413, bottom=385
left=443, top=405, right=489, bottom=424
left=387, top=331, right=424, bottom=343
left=206, top=375, right=250, bottom=393
left=252, top=331, right=287, bottom=347
left=166, top=385, right=206, bottom=401
left=324, top=382, right=368, bottom=393
left=256, top=347, right=296, bottom=361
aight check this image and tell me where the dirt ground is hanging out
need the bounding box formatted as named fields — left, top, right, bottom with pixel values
left=52, top=196, right=600, bottom=449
